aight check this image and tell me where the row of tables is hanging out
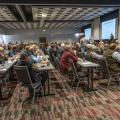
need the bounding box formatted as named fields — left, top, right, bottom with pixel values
left=33, top=62, right=55, bottom=95
left=0, top=60, right=17, bottom=99
left=0, top=59, right=55, bottom=99
left=0, top=57, right=100, bottom=100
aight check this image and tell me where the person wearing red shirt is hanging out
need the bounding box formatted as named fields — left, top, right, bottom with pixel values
left=60, top=45, right=78, bottom=71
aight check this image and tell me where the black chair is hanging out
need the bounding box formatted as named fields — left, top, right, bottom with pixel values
left=14, top=65, right=42, bottom=103
left=0, top=72, right=12, bottom=100
left=104, top=58, right=120, bottom=87
left=0, top=72, right=9, bottom=85
left=85, top=54, right=91, bottom=61
left=77, top=51, right=84, bottom=59
left=68, top=59, right=88, bottom=90
left=91, top=57, right=120, bottom=87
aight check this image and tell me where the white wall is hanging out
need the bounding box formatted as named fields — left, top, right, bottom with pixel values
left=0, top=27, right=5, bottom=43
left=3, top=28, right=80, bottom=44
left=0, top=35, right=3, bottom=43
left=3, top=34, right=76, bottom=44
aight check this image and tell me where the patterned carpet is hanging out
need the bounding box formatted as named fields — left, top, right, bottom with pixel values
left=0, top=70, right=120, bottom=120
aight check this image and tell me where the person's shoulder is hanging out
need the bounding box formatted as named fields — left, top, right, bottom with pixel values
left=80, top=38, right=84, bottom=41
left=62, top=51, right=70, bottom=56
left=113, top=51, right=120, bottom=56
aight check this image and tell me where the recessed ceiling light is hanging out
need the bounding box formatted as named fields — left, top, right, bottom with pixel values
left=75, top=33, right=80, bottom=37
left=42, top=13, right=47, bottom=18
left=78, top=8, right=82, bottom=10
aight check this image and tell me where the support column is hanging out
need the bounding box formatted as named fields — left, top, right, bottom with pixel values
left=117, top=8, right=120, bottom=43
left=92, top=17, right=100, bottom=41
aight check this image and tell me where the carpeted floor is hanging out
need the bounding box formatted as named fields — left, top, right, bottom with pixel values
left=0, top=70, right=120, bottom=120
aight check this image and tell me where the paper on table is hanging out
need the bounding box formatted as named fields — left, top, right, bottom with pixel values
left=33, top=63, right=47, bottom=69
left=0, top=68, right=6, bottom=71
left=81, top=61, right=92, bottom=64
left=8, top=61, right=12, bottom=63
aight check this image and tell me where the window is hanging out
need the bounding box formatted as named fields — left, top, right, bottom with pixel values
left=101, top=18, right=117, bottom=39
left=84, top=28, right=92, bottom=40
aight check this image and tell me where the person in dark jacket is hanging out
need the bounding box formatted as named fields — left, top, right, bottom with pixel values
left=103, top=43, right=120, bottom=72
left=17, top=52, right=47, bottom=97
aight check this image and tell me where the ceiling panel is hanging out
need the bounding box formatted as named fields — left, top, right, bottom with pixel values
left=0, top=6, right=117, bottom=30
left=0, top=6, right=17, bottom=21
left=19, top=23, right=26, bottom=29
left=32, top=7, right=116, bottom=21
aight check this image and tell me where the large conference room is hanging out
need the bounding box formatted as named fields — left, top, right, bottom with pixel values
left=0, top=0, right=120, bottom=120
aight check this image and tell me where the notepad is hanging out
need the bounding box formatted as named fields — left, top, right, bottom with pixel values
left=0, top=69, right=6, bottom=71
left=82, top=61, right=91, bottom=64
left=8, top=61, right=12, bottom=63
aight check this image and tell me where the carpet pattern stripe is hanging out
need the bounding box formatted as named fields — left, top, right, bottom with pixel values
left=0, top=70, right=120, bottom=120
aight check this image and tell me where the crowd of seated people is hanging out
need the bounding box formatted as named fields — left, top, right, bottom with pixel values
left=47, top=40, right=120, bottom=77
left=0, top=40, right=120, bottom=98
left=0, top=42, right=45, bottom=63
left=2, top=41, right=118, bottom=75
left=0, top=42, right=48, bottom=99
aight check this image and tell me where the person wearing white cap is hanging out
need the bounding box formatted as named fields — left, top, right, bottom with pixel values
left=87, top=44, right=104, bottom=60
left=61, top=43, right=65, bottom=47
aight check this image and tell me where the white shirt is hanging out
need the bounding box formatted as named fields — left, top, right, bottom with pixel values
left=90, top=51, right=104, bottom=60
left=112, top=52, right=120, bottom=63
left=80, top=37, right=88, bottom=47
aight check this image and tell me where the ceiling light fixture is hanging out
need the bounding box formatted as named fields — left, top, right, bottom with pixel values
left=78, top=8, right=82, bottom=10
left=75, top=33, right=80, bottom=37
left=42, top=13, right=47, bottom=18
left=43, top=29, right=46, bottom=32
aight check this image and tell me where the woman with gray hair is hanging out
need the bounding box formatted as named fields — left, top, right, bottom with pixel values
left=59, top=45, right=78, bottom=71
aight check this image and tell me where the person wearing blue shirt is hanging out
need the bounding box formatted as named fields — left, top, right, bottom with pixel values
left=28, top=47, right=41, bottom=63
left=30, top=54, right=41, bottom=63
